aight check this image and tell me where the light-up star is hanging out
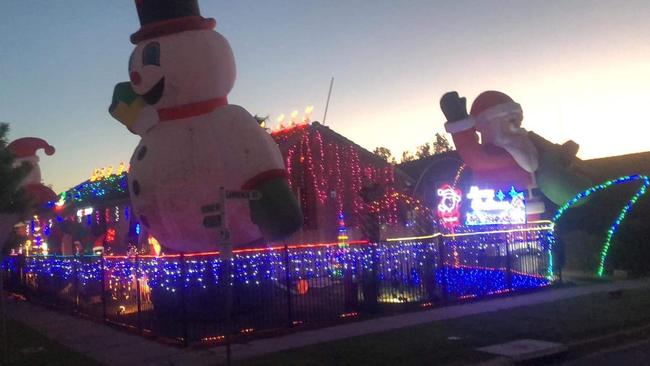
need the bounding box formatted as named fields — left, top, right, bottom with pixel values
left=509, top=186, right=524, bottom=200
left=496, top=189, right=506, bottom=201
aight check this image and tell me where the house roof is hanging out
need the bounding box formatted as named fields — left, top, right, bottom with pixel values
left=272, top=122, right=415, bottom=186
left=580, top=151, right=650, bottom=181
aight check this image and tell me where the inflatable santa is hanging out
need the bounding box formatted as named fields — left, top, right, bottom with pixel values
left=440, top=91, right=591, bottom=215
left=109, top=0, right=302, bottom=252
left=7, top=137, right=57, bottom=205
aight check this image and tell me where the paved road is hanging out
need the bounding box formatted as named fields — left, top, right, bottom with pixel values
left=560, top=339, right=650, bottom=366
left=6, top=278, right=650, bottom=365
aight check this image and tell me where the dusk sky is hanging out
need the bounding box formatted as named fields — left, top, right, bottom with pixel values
left=2, top=1, right=649, bottom=193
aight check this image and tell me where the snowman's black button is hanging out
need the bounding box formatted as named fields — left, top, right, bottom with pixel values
left=137, top=146, right=147, bottom=161
left=132, top=180, right=141, bottom=195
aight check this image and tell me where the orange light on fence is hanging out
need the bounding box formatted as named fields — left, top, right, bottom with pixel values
left=296, top=279, right=309, bottom=295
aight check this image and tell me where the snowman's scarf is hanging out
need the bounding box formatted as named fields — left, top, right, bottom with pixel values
left=158, top=96, right=228, bottom=122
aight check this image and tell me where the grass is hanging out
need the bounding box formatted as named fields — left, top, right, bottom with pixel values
left=0, top=317, right=102, bottom=366
left=238, top=287, right=650, bottom=366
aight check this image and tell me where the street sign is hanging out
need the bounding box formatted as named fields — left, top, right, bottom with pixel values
left=201, top=203, right=221, bottom=214
left=202, top=214, right=222, bottom=228
left=225, top=190, right=261, bottom=200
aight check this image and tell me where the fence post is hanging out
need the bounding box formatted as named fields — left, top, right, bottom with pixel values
left=283, top=244, right=293, bottom=327
left=179, top=254, right=189, bottom=347
left=423, top=239, right=437, bottom=303
left=20, top=255, right=25, bottom=290
left=505, top=233, right=513, bottom=292
left=135, top=254, right=142, bottom=334
left=100, top=254, right=107, bottom=321
left=0, top=256, right=7, bottom=366
left=73, top=254, right=80, bottom=313
left=436, top=235, right=449, bottom=303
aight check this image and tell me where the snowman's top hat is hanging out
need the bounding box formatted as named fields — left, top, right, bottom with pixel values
left=131, top=0, right=216, bottom=44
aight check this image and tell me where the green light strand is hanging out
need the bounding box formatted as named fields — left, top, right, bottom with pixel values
left=547, top=174, right=649, bottom=278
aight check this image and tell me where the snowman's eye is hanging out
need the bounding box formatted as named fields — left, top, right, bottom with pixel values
left=143, top=42, right=160, bottom=66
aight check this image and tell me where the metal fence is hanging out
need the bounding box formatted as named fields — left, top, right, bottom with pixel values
left=1, top=223, right=552, bottom=346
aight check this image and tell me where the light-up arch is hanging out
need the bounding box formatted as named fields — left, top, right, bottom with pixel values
left=547, top=174, right=649, bottom=278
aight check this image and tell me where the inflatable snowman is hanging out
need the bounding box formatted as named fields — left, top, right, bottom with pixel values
left=109, top=0, right=302, bottom=252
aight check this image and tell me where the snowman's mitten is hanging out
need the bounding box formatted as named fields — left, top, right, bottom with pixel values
left=248, top=178, right=302, bottom=240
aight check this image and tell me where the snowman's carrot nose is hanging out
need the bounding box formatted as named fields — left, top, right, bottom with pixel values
left=130, top=72, right=142, bottom=86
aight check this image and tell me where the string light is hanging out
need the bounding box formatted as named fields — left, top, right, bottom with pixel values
left=275, top=123, right=406, bottom=229
left=452, top=164, right=466, bottom=188
left=58, top=171, right=129, bottom=208
left=547, top=174, right=649, bottom=277
left=10, top=233, right=549, bottom=299
left=337, top=211, right=349, bottom=247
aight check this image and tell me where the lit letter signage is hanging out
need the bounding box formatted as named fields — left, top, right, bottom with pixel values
left=465, top=186, right=526, bottom=226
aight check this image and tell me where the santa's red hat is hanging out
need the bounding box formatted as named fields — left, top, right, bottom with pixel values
left=444, top=91, right=523, bottom=134
left=7, top=138, right=55, bottom=159
left=130, top=0, right=216, bottom=44
left=470, top=91, right=514, bottom=115
left=471, top=91, right=523, bottom=131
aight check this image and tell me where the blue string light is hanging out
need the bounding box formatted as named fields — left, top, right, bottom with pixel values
left=6, top=228, right=551, bottom=300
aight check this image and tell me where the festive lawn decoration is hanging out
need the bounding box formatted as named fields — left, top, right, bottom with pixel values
left=465, top=186, right=526, bottom=226
left=436, top=184, right=462, bottom=230
left=7, top=137, right=57, bottom=205
left=337, top=211, right=348, bottom=247
left=440, top=90, right=591, bottom=217
left=108, top=0, right=301, bottom=251
left=547, top=174, right=650, bottom=278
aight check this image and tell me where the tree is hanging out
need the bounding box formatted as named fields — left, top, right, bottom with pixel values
left=416, top=143, right=431, bottom=159
left=0, top=122, right=31, bottom=363
left=401, top=150, right=415, bottom=163
left=373, top=147, right=397, bottom=164
left=0, top=123, right=31, bottom=251
left=433, top=133, right=453, bottom=155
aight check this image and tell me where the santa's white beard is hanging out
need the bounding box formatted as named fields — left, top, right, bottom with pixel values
left=481, top=123, right=539, bottom=173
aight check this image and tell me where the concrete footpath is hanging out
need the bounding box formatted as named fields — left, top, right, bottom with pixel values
left=6, top=278, right=650, bottom=366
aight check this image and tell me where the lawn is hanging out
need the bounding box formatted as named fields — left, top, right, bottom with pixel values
left=0, top=317, right=102, bottom=366
left=239, top=287, right=650, bottom=366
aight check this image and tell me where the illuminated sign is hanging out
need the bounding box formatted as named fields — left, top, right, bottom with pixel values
left=437, top=184, right=462, bottom=230
left=465, top=186, right=526, bottom=226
